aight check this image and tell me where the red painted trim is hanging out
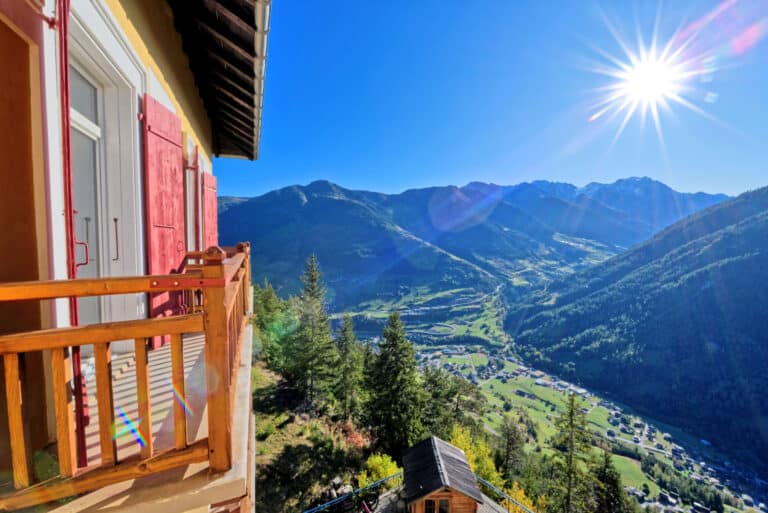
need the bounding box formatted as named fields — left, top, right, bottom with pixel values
left=193, top=146, right=200, bottom=251
left=56, top=0, right=89, bottom=468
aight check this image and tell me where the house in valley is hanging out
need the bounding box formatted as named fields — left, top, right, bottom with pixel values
left=0, top=0, right=268, bottom=511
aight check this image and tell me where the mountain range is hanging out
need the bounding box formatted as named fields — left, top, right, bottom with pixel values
left=219, top=177, right=727, bottom=308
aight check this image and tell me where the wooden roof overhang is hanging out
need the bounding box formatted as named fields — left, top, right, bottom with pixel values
left=167, top=0, right=269, bottom=159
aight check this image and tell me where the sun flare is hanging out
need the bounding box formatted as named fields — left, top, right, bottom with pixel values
left=619, top=53, right=684, bottom=105
left=587, top=10, right=724, bottom=146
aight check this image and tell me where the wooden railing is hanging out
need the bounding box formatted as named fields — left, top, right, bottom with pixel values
left=0, top=243, right=251, bottom=511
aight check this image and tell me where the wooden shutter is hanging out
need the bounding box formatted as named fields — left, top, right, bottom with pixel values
left=143, top=94, right=185, bottom=347
left=202, top=173, right=218, bottom=249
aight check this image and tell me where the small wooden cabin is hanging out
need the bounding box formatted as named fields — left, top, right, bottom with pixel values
left=403, top=437, right=486, bottom=513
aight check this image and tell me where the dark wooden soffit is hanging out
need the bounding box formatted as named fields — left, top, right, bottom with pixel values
left=167, top=0, right=269, bottom=160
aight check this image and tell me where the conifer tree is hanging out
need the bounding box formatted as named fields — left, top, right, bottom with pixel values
left=364, top=312, right=424, bottom=457
left=285, top=255, right=338, bottom=406
left=421, top=366, right=456, bottom=440
left=552, top=393, right=593, bottom=513
left=335, top=314, right=364, bottom=420
left=501, top=414, right=527, bottom=483
left=592, top=450, right=632, bottom=513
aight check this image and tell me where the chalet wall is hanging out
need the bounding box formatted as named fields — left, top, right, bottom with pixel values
left=105, top=0, right=214, bottom=168
left=411, top=489, right=479, bottom=513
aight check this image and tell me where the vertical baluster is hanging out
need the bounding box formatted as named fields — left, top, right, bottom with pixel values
left=170, top=333, right=187, bottom=449
left=134, top=338, right=153, bottom=458
left=51, top=348, right=77, bottom=476
left=4, top=353, right=30, bottom=488
left=94, top=342, right=117, bottom=466
left=203, top=246, right=232, bottom=472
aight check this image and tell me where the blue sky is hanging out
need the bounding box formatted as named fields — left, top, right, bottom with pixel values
left=215, top=0, right=768, bottom=197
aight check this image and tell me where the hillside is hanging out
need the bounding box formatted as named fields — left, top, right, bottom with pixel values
left=508, top=186, right=768, bottom=473
left=219, top=178, right=726, bottom=344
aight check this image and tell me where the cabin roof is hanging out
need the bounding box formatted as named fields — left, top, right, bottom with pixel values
left=402, top=436, right=485, bottom=505
left=168, top=0, right=269, bottom=160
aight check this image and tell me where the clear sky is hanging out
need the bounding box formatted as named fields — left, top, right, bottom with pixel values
left=214, top=0, right=768, bottom=197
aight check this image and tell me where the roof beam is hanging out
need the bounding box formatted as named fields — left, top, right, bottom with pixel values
left=196, top=19, right=254, bottom=64
left=203, top=0, right=256, bottom=33
left=216, top=108, right=253, bottom=134
left=204, top=48, right=254, bottom=85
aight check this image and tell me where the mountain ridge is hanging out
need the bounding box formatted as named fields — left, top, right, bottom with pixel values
left=219, top=177, right=729, bottom=309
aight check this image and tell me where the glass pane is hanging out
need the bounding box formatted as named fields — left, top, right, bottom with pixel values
left=439, top=499, right=449, bottom=513
left=71, top=127, right=101, bottom=324
left=70, top=66, right=97, bottom=123
left=424, top=500, right=435, bottom=513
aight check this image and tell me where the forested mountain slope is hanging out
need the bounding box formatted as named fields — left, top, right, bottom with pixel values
left=509, top=187, right=768, bottom=472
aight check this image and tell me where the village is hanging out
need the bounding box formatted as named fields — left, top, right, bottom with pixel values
left=415, top=346, right=768, bottom=513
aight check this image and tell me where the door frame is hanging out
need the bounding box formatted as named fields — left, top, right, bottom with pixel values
left=68, top=6, right=146, bottom=327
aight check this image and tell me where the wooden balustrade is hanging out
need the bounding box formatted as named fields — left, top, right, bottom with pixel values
left=0, top=244, right=252, bottom=511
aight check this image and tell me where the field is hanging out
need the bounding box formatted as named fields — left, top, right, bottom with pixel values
left=335, top=285, right=510, bottom=346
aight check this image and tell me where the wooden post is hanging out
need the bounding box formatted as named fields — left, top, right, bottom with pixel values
left=202, top=246, right=231, bottom=472
left=134, top=337, right=153, bottom=458
left=3, top=353, right=30, bottom=488
left=170, top=333, right=187, bottom=449
left=242, top=242, right=253, bottom=313
left=94, top=343, right=117, bottom=466
left=51, top=348, right=77, bottom=476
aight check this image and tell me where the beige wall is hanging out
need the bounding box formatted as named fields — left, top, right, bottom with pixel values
left=105, top=0, right=213, bottom=168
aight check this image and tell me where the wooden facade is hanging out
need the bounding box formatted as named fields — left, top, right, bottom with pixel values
left=410, top=489, right=480, bottom=513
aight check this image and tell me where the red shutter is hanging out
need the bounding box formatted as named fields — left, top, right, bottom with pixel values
left=202, top=173, right=218, bottom=249
left=143, top=94, right=185, bottom=347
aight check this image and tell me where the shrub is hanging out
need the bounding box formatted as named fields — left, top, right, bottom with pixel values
left=357, top=453, right=402, bottom=490
left=257, top=422, right=276, bottom=441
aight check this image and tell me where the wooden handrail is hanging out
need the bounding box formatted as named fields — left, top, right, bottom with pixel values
left=0, top=244, right=252, bottom=509
left=0, top=439, right=210, bottom=511
left=223, top=252, right=246, bottom=283
left=0, top=314, right=203, bottom=354
left=0, top=272, right=205, bottom=302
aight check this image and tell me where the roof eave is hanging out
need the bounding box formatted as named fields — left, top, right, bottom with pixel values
left=251, top=0, right=270, bottom=160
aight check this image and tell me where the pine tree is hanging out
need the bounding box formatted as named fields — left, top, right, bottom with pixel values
left=364, top=312, right=424, bottom=457
left=501, top=414, right=526, bottom=483
left=421, top=366, right=456, bottom=440
left=335, top=314, right=364, bottom=420
left=552, top=393, right=593, bottom=513
left=592, top=450, right=631, bottom=513
left=301, top=254, right=324, bottom=302
left=284, top=255, right=338, bottom=406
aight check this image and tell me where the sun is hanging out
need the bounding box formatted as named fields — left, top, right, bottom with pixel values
left=618, top=52, right=684, bottom=106
left=587, top=12, right=718, bottom=146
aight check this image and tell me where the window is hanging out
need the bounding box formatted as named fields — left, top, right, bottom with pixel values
left=424, top=499, right=449, bottom=513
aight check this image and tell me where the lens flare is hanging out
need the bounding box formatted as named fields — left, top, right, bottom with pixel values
left=115, top=406, right=147, bottom=448
left=167, top=378, right=194, bottom=416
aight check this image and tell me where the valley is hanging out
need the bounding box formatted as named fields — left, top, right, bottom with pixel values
left=224, top=177, right=768, bottom=509
left=414, top=346, right=767, bottom=512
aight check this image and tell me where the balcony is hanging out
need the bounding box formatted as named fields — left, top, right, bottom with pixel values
left=0, top=245, right=254, bottom=512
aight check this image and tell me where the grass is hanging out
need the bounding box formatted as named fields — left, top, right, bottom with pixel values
left=252, top=362, right=365, bottom=513
left=611, top=455, right=660, bottom=496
